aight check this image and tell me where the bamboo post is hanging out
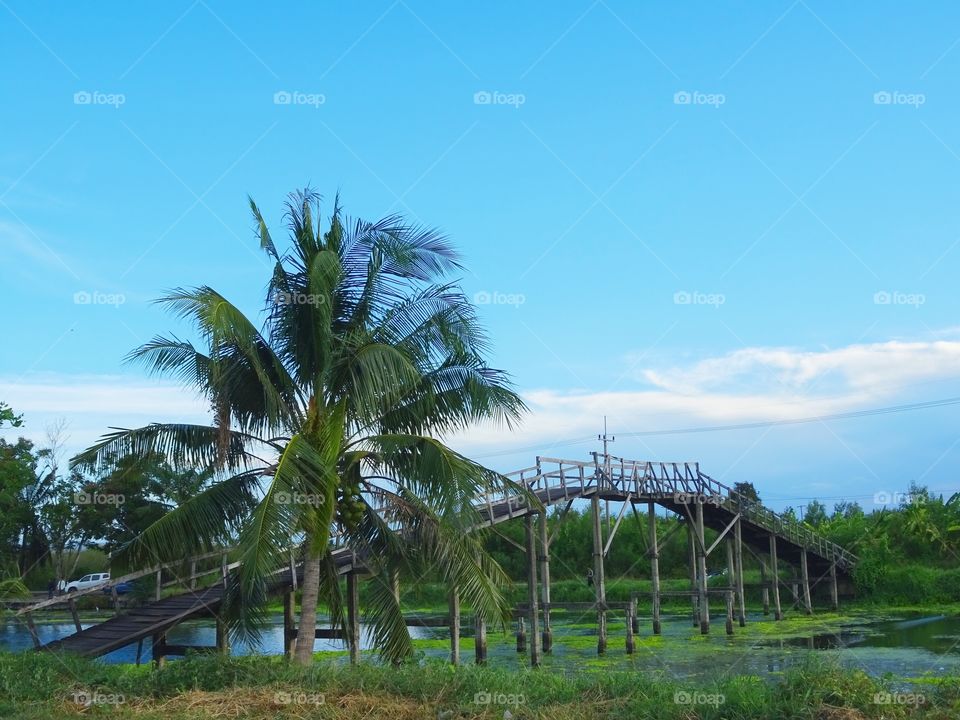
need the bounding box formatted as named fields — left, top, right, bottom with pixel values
left=648, top=502, right=661, bottom=634
left=590, top=496, right=607, bottom=653
left=474, top=613, right=487, bottom=664
left=800, top=551, right=812, bottom=615
left=726, top=537, right=736, bottom=621
left=154, top=569, right=162, bottom=602
left=625, top=604, right=635, bottom=653
left=630, top=595, right=639, bottom=634
left=220, top=553, right=228, bottom=588
left=516, top=616, right=526, bottom=653
left=695, top=501, right=709, bottom=634
left=449, top=586, right=460, bottom=666
left=346, top=571, right=360, bottom=665
left=734, top=518, right=746, bottom=626
left=525, top=514, right=541, bottom=667
left=538, top=511, right=553, bottom=653
left=791, top=581, right=800, bottom=610
left=190, top=559, right=197, bottom=590
left=829, top=561, right=839, bottom=611
left=769, top=535, right=782, bottom=621
left=283, top=589, right=296, bottom=659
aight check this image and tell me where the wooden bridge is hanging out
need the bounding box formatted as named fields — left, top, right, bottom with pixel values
left=16, top=452, right=856, bottom=666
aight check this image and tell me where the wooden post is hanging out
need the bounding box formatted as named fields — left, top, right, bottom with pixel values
left=695, top=501, right=709, bottom=634
left=68, top=597, right=82, bottom=633
left=538, top=511, right=553, bottom=653
left=190, top=559, right=197, bottom=590
left=687, top=520, right=699, bottom=626
left=725, top=591, right=734, bottom=635
left=283, top=589, right=296, bottom=659
left=110, top=586, right=120, bottom=616
left=474, top=613, right=487, bottom=664
left=155, top=569, right=162, bottom=602
left=152, top=633, right=166, bottom=667
left=516, top=616, right=526, bottom=653
left=648, top=502, right=661, bottom=634
left=216, top=619, right=230, bottom=655
left=829, top=561, right=839, bottom=611
left=725, top=537, right=736, bottom=622
left=449, top=586, right=460, bottom=666
left=135, top=638, right=144, bottom=666
left=525, top=514, right=541, bottom=667
left=220, top=553, right=228, bottom=588
left=346, top=571, right=360, bottom=665
left=590, top=496, right=607, bottom=654
left=769, top=535, right=782, bottom=621
left=791, top=581, right=800, bottom=610
left=630, top=595, right=639, bottom=634
left=760, top=561, right=770, bottom=615
left=24, top=613, right=40, bottom=649
left=734, top=519, right=746, bottom=626
left=800, top=551, right=813, bottom=615
left=625, top=604, right=635, bottom=653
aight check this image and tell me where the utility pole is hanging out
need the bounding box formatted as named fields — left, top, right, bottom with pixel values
left=599, top=417, right=615, bottom=533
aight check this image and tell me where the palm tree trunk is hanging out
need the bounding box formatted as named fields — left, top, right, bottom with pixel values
left=293, top=548, right=321, bottom=665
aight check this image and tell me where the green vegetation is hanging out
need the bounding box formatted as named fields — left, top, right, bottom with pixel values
left=1, top=652, right=957, bottom=719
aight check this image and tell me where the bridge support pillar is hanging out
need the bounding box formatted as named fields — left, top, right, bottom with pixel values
left=474, top=613, right=487, bottom=664
left=525, top=513, right=541, bottom=667
left=725, top=538, right=736, bottom=632
left=590, top=496, right=607, bottom=654
left=725, top=590, right=734, bottom=635
left=829, top=562, right=839, bottom=611
left=687, top=520, right=699, bottom=626
left=734, top=518, right=746, bottom=626
left=449, top=586, right=460, bottom=666
left=283, top=589, right=296, bottom=660
left=216, top=619, right=230, bottom=655
left=695, top=501, right=709, bottom=634
left=538, top=511, right=553, bottom=653
left=152, top=632, right=166, bottom=667
left=760, top=561, right=770, bottom=615
left=800, top=551, right=813, bottom=615
left=791, top=581, right=800, bottom=610
left=346, top=571, right=360, bottom=665
left=647, top=502, right=661, bottom=635
left=769, top=535, right=783, bottom=621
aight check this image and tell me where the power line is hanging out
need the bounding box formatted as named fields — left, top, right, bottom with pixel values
left=617, top=396, right=960, bottom=438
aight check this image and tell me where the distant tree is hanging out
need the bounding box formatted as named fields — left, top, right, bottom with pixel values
left=0, top=402, right=22, bottom=428
left=803, top=500, right=828, bottom=527
left=832, top=500, right=863, bottom=519
left=733, top=482, right=760, bottom=503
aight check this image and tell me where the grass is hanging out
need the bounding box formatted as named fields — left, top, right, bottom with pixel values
left=0, top=651, right=958, bottom=719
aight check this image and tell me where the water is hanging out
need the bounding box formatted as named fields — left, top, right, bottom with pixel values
left=3, top=611, right=958, bottom=680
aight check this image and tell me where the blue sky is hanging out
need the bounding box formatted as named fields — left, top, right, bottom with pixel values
left=3, top=1, right=960, bottom=511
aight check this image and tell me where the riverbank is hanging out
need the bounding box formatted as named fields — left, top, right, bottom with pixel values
left=1, top=652, right=957, bottom=719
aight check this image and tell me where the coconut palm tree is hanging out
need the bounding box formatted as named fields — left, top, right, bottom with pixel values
left=74, top=189, right=526, bottom=664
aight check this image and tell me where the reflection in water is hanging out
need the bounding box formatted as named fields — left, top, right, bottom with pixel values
left=2, top=612, right=958, bottom=680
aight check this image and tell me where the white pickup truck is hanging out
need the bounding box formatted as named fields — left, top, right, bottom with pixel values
left=64, top=572, right=111, bottom=593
